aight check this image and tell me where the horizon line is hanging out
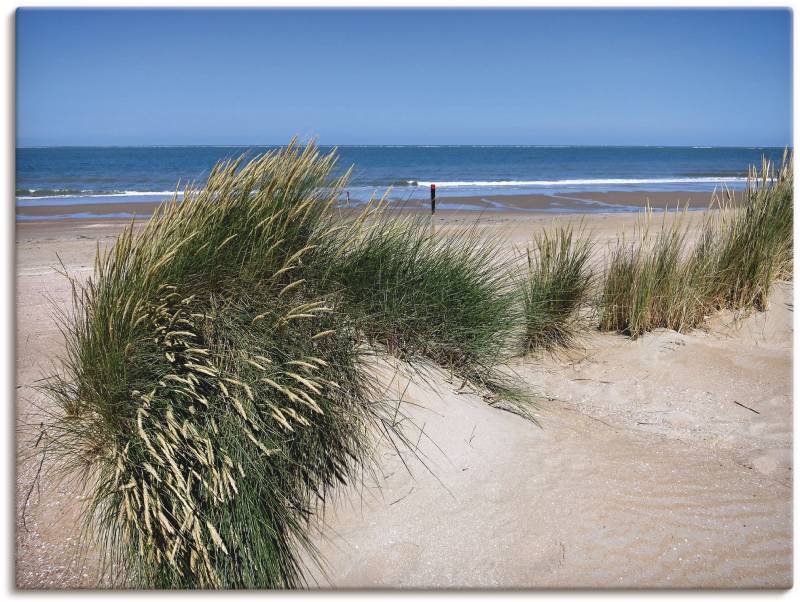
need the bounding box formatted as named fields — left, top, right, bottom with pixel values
left=16, top=143, right=793, bottom=150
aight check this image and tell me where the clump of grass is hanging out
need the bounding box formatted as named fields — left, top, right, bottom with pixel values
left=599, top=151, right=793, bottom=338
left=314, top=213, right=527, bottom=400
left=41, top=142, right=539, bottom=588
left=42, top=143, right=383, bottom=588
left=518, top=223, right=593, bottom=352
left=598, top=211, right=705, bottom=338
left=695, top=151, right=793, bottom=312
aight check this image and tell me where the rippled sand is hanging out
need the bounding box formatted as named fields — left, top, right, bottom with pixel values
left=303, top=348, right=791, bottom=588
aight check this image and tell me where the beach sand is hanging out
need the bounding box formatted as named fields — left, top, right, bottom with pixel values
left=15, top=207, right=792, bottom=589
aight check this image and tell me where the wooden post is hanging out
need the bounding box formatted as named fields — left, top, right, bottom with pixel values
left=430, top=183, right=436, bottom=215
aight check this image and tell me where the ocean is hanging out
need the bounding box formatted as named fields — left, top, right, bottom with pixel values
left=16, top=145, right=788, bottom=218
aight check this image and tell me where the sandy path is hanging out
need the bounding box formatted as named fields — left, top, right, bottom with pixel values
left=516, top=289, right=793, bottom=487
left=14, top=214, right=792, bottom=589
left=303, top=353, right=791, bottom=588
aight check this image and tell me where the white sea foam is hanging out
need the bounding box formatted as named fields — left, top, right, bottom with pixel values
left=18, top=190, right=179, bottom=200
left=16, top=212, right=138, bottom=221
left=413, top=177, right=747, bottom=188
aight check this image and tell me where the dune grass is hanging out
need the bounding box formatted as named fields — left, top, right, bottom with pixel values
left=311, top=212, right=536, bottom=416
left=518, top=224, right=593, bottom=352
left=695, top=152, right=793, bottom=312
left=41, top=143, right=536, bottom=588
left=42, top=144, right=388, bottom=588
left=598, top=211, right=707, bottom=337
left=317, top=215, right=519, bottom=377
left=598, top=152, right=793, bottom=338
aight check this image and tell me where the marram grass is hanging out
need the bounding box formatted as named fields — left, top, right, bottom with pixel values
left=317, top=214, right=519, bottom=377
left=518, top=223, right=593, bottom=352
left=695, top=151, right=793, bottom=312
left=313, top=211, right=536, bottom=418
left=598, top=210, right=705, bottom=337
left=43, top=143, right=383, bottom=588
left=41, top=142, right=535, bottom=588
left=598, top=151, right=793, bottom=338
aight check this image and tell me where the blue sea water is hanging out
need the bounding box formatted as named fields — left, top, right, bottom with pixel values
left=16, top=145, right=788, bottom=216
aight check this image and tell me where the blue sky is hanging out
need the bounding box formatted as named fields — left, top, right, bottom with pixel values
left=16, top=8, right=792, bottom=147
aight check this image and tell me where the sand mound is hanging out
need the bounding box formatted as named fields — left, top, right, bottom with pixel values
left=304, top=342, right=791, bottom=588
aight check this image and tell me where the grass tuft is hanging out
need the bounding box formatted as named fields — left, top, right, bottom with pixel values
left=518, top=223, right=593, bottom=352
left=598, top=210, right=704, bottom=337
left=42, top=142, right=381, bottom=588
left=695, top=151, right=793, bottom=312
left=40, top=142, right=539, bottom=588
left=598, top=151, right=793, bottom=338
left=318, top=214, right=518, bottom=373
left=314, top=212, right=536, bottom=417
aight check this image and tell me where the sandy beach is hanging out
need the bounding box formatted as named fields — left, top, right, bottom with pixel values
left=15, top=205, right=792, bottom=589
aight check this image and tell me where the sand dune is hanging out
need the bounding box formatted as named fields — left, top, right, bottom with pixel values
left=15, top=213, right=792, bottom=589
left=303, top=328, right=791, bottom=588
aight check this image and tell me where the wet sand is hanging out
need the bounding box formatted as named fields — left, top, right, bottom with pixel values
left=15, top=210, right=792, bottom=589
left=15, top=189, right=744, bottom=221
left=439, top=189, right=743, bottom=212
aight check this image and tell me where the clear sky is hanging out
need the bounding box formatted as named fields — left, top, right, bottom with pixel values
left=16, top=8, right=792, bottom=147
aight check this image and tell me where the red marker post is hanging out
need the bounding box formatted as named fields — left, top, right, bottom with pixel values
left=430, top=183, right=436, bottom=215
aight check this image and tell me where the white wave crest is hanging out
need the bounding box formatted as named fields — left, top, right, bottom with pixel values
left=413, top=177, right=747, bottom=188
left=18, top=190, right=179, bottom=200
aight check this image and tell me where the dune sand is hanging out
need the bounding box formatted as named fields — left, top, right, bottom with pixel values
left=15, top=209, right=792, bottom=589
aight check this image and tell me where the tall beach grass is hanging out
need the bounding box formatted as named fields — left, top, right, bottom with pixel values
left=41, top=142, right=535, bottom=588
left=43, top=143, right=381, bottom=588
left=598, top=211, right=706, bottom=337
left=316, top=214, right=520, bottom=380
left=518, top=224, right=593, bottom=351
left=598, top=151, right=793, bottom=338
left=696, top=152, right=793, bottom=312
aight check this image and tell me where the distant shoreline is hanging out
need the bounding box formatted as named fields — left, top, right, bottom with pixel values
left=15, top=189, right=742, bottom=222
